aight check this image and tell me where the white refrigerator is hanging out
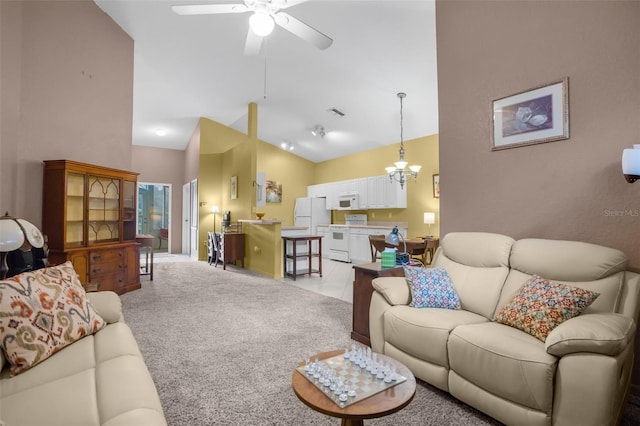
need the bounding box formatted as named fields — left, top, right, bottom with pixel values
left=287, top=197, right=331, bottom=269
left=294, top=197, right=331, bottom=235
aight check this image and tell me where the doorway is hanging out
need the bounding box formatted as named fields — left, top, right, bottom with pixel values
left=138, top=183, right=171, bottom=253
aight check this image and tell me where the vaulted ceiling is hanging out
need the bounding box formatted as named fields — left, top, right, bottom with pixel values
left=95, top=0, right=438, bottom=163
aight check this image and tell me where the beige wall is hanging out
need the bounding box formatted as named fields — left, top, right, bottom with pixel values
left=0, top=0, right=134, bottom=227
left=131, top=146, right=186, bottom=253
left=437, top=0, right=640, bottom=268
left=436, top=0, right=640, bottom=392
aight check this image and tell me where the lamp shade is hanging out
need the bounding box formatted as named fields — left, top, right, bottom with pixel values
left=0, top=213, right=44, bottom=252
left=385, top=226, right=400, bottom=246
left=423, top=212, right=436, bottom=225
left=211, top=205, right=220, bottom=214
left=622, top=146, right=640, bottom=183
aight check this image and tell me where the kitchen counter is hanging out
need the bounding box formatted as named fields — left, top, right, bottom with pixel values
left=238, top=219, right=282, bottom=225
left=282, top=226, right=309, bottom=231
left=318, top=222, right=408, bottom=229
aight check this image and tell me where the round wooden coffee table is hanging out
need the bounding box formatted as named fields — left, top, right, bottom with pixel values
left=292, top=350, right=416, bottom=426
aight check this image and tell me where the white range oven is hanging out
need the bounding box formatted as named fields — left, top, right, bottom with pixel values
left=328, top=215, right=367, bottom=262
left=328, top=226, right=350, bottom=262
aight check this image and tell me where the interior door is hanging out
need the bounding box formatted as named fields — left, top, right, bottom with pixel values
left=182, top=183, right=190, bottom=255
left=190, top=179, right=198, bottom=259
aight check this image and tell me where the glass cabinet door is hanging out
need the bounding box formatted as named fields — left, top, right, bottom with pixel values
left=87, top=175, right=120, bottom=244
left=122, top=180, right=136, bottom=241
left=65, top=172, right=85, bottom=247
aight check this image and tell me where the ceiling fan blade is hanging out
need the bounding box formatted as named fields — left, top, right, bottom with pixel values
left=275, top=0, right=309, bottom=10
left=244, top=27, right=264, bottom=56
left=171, top=4, right=250, bottom=15
left=273, top=12, right=333, bottom=50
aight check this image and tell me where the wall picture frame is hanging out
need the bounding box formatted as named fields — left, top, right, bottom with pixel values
left=491, top=78, right=569, bottom=151
left=433, top=174, right=440, bottom=198
left=230, top=175, right=237, bottom=199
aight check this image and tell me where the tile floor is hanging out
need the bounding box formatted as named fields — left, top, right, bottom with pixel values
left=150, top=252, right=357, bottom=304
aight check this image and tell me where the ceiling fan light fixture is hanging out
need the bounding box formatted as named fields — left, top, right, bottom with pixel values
left=249, top=12, right=274, bottom=37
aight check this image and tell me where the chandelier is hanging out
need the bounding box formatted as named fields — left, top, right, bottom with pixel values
left=385, top=92, right=421, bottom=189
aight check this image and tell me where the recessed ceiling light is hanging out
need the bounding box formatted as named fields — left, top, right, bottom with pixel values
left=155, top=128, right=167, bottom=136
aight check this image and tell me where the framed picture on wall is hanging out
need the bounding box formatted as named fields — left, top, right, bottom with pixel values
left=433, top=174, right=440, bottom=198
left=230, top=175, right=237, bottom=199
left=491, top=78, right=569, bottom=151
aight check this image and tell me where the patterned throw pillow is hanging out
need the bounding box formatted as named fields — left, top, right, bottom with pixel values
left=403, top=266, right=461, bottom=309
left=0, top=261, right=106, bottom=376
left=494, top=275, right=599, bottom=342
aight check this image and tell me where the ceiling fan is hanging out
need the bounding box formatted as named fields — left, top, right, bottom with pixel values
left=172, top=0, right=333, bottom=56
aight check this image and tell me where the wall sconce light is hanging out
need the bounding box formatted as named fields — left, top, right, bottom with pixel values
left=622, top=145, right=640, bottom=183
left=423, top=212, right=436, bottom=238
left=199, top=201, right=207, bottom=207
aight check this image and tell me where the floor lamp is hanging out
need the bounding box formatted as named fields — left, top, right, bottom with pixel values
left=211, top=205, right=219, bottom=233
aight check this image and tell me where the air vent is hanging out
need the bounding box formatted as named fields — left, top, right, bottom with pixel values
left=328, top=108, right=345, bottom=117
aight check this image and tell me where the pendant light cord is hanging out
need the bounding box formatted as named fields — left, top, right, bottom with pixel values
left=398, top=92, right=406, bottom=149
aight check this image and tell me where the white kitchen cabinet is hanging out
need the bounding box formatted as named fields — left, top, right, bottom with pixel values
left=367, top=175, right=406, bottom=209
left=309, top=175, right=406, bottom=210
left=349, top=228, right=372, bottom=264
left=316, top=226, right=330, bottom=258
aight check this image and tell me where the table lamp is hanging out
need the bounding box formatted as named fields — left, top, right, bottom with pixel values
left=0, top=212, right=44, bottom=279
left=386, top=226, right=408, bottom=265
left=424, top=212, right=435, bottom=238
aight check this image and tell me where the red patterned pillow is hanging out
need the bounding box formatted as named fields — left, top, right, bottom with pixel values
left=494, top=275, right=599, bottom=342
left=0, top=261, right=106, bottom=375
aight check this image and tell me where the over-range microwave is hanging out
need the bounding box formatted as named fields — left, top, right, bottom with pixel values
left=338, top=192, right=360, bottom=210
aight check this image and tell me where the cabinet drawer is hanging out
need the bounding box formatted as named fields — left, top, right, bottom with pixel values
left=89, top=249, right=125, bottom=265
left=89, top=272, right=125, bottom=292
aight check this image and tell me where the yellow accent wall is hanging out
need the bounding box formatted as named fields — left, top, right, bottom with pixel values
left=315, top=135, right=440, bottom=238
left=256, top=141, right=316, bottom=224
left=196, top=108, right=439, bottom=273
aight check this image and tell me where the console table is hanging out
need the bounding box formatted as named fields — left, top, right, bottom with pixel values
left=282, top=235, right=322, bottom=281
left=352, top=263, right=405, bottom=346
left=213, top=232, right=245, bottom=270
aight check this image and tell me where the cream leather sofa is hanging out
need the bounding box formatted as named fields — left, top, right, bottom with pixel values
left=0, top=291, right=167, bottom=426
left=370, top=232, right=640, bottom=426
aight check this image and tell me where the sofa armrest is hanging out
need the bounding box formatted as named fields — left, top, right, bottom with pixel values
left=86, top=291, right=124, bottom=323
left=372, top=277, right=411, bottom=306
left=545, top=313, right=636, bottom=357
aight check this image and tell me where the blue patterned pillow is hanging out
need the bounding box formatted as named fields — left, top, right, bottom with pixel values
left=403, top=266, right=461, bottom=309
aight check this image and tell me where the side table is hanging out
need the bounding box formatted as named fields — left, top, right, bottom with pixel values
left=282, top=235, right=323, bottom=281
left=352, top=263, right=405, bottom=346
left=292, top=349, right=416, bottom=426
left=136, top=234, right=154, bottom=281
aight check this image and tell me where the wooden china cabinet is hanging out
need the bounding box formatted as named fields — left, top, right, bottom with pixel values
left=42, top=160, right=141, bottom=295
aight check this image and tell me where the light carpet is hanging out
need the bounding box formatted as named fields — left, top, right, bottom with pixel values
left=117, top=261, right=501, bottom=425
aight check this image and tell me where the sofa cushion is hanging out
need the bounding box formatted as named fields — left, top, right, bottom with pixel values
left=0, top=322, right=166, bottom=426
left=449, top=322, right=558, bottom=414
left=495, top=275, right=599, bottom=342
left=384, top=305, right=487, bottom=367
left=403, top=266, right=460, bottom=309
left=432, top=232, right=514, bottom=319
left=545, top=313, right=636, bottom=357
left=0, top=262, right=106, bottom=375
left=509, top=238, right=628, bottom=282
